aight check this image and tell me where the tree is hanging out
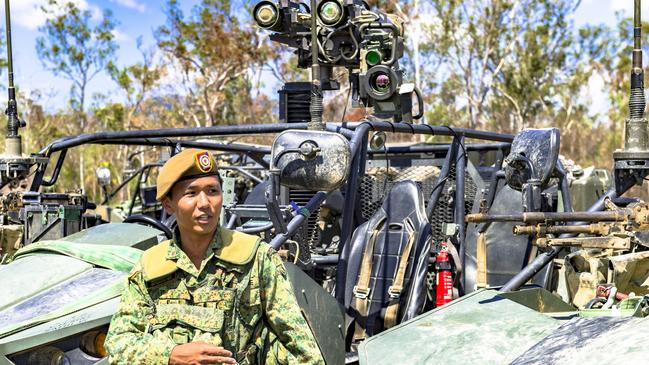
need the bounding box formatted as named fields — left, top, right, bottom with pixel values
left=419, top=0, right=619, bottom=165
left=155, top=0, right=272, bottom=126
left=36, top=0, right=118, bottom=191
left=104, top=39, right=165, bottom=200
left=107, top=38, right=164, bottom=131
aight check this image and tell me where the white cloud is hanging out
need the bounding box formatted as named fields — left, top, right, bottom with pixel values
left=585, top=72, right=609, bottom=118
left=9, top=0, right=102, bottom=30
left=610, top=0, right=649, bottom=15
left=111, top=29, right=131, bottom=43
left=109, top=0, right=146, bottom=13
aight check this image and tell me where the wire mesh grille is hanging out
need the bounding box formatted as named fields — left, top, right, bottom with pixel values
left=287, top=189, right=321, bottom=248
left=359, top=165, right=441, bottom=219
left=359, top=163, right=478, bottom=244
left=290, top=160, right=479, bottom=249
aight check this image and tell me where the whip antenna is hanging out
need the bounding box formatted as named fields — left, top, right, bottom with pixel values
left=4, top=0, right=23, bottom=157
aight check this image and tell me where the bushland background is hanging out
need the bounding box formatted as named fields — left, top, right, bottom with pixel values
left=0, top=0, right=645, bottom=202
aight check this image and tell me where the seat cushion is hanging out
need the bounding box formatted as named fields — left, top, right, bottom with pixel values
left=339, top=180, right=431, bottom=336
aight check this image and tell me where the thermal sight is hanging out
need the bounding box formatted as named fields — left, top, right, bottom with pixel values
left=253, top=0, right=423, bottom=123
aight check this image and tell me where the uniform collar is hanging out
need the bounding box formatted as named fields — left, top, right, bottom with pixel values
left=165, top=227, right=234, bottom=277
left=166, top=226, right=223, bottom=260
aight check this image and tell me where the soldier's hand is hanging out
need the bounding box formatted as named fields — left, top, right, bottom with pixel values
left=169, top=341, right=237, bottom=365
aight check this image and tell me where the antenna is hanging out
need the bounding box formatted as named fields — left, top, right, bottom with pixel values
left=627, top=0, right=647, bottom=139
left=613, top=0, right=649, bottom=194
left=4, top=0, right=23, bottom=156
left=0, top=0, right=47, bottom=189
left=308, top=0, right=324, bottom=130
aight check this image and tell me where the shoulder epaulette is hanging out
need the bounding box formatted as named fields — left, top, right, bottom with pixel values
left=140, top=240, right=178, bottom=282
left=217, top=228, right=261, bottom=265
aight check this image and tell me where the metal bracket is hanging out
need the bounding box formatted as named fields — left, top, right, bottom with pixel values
left=265, top=177, right=288, bottom=234
left=353, top=286, right=370, bottom=299
left=442, top=223, right=459, bottom=237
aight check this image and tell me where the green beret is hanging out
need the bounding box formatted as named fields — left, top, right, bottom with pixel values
left=156, top=148, right=218, bottom=201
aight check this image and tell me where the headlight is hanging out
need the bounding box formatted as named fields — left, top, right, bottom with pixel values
left=8, top=327, right=108, bottom=365
left=26, top=346, right=71, bottom=365
left=253, top=1, right=281, bottom=29
left=80, top=330, right=108, bottom=358
left=317, top=0, right=344, bottom=26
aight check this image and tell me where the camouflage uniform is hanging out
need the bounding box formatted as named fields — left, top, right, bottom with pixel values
left=105, top=226, right=325, bottom=365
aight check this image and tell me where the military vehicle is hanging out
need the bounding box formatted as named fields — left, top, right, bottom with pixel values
left=355, top=1, right=649, bottom=363
left=0, top=0, right=642, bottom=364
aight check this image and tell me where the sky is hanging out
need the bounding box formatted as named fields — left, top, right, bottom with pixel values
left=0, top=0, right=645, bottom=114
left=0, top=0, right=200, bottom=110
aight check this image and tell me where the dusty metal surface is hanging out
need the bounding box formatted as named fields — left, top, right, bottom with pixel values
left=536, top=236, right=631, bottom=250
left=272, top=130, right=351, bottom=192
left=504, top=128, right=560, bottom=190
left=510, top=316, right=649, bottom=364
left=284, top=263, right=345, bottom=365
left=358, top=289, right=562, bottom=365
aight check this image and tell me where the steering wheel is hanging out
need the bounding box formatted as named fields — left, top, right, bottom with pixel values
left=123, top=214, right=173, bottom=239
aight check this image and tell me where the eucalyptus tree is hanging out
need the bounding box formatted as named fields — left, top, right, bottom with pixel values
left=36, top=0, right=118, bottom=191
left=156, top=0, right=271, bottom=127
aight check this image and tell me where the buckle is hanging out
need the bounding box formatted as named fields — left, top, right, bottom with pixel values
left=353, top=286, right=370, bottom=299
left=387, top=286, right=401, bottom=299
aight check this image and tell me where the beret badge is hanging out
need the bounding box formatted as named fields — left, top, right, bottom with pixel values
left=195, top=151, right=213, bottom=173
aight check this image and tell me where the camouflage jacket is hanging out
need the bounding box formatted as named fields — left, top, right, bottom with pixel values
left=104, top=227, right=325, bottom=365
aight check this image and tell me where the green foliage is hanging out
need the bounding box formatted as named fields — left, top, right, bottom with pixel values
left=107, top=38, right=164, bottom=130
left=421, top=0, right=625, bottom=166
left=93, top=102, right=125, bottom=131
left=15, top=1, right=649, bottom=196
left=155, top=0, right=272, bottom=126
left=36, top=0, right=118, bottom=115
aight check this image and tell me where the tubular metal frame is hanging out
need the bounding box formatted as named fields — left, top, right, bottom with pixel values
left=27, top=120, right=519, bottom=298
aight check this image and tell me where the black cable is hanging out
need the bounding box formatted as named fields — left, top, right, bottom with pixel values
left=380, top=138, right=390, bottom=202
left=413, top=87, right=424, bottom=119
left=423, top=123, right=436, bottom=138
left=442, top=125, right=468, bottom=160
left=429, top=174, right=451, bottom=197
left=357, top=120, right=377, bottom=131
left=406, top=123, right=415, bottom=134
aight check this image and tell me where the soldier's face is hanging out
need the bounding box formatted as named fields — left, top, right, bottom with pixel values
left=163, top=175, right=222, bottom=237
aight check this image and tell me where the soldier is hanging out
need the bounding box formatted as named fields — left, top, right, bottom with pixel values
left=105, top=148, right=325, bottom=365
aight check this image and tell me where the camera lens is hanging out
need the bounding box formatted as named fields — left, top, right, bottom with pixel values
left=254, top=3, right=279, bottom=28
left=363, top=65, right=397, bottom=100
left=319, top=1, right=343, bottom=25
left=371, top=73, right=391, bottom=94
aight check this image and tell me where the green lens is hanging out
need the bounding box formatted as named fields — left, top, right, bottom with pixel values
left=320, top=1, right=342, bottom=24
left=366, top=50, right=382, bottom=66
left=255, top=4, right=278, bottom=27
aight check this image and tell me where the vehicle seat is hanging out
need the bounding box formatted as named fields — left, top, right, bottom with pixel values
left=338, top=180, right=431, bottom=340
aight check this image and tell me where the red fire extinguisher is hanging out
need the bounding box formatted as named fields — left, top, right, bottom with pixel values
left=435, top=241, right=453, bottom=307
